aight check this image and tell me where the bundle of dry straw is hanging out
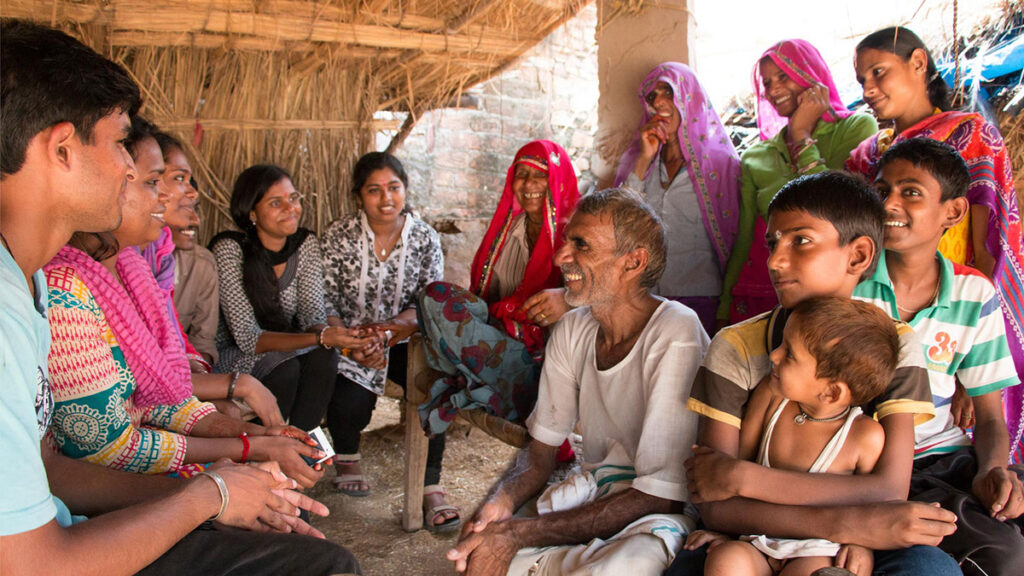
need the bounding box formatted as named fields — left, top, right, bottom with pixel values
left=5, top=0, right=587, bottom=239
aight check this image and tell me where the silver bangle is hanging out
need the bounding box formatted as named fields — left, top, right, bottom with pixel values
left=196, top=470, right=229, bottom=521
left=226, top=372, right=240, bottom=401
left=318, top=326, right=330, bottom=349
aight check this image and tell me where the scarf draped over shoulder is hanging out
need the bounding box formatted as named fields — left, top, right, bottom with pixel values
left=470, top=139, right=580, bottom=354
left=847, top=109, right=1024, bottom=456
left=208, top=227, right=311, bottom=331
left=46, top=245, right=193, bottom=408
left=614, top=61, right=741, bottom=270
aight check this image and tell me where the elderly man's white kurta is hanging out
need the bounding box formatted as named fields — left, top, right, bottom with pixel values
left=512, top=299, right=707, bottom=576
left=528, top=299, right=706, bottom=501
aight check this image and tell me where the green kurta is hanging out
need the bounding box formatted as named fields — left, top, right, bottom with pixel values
left=717, top=113, right=878, bottom=319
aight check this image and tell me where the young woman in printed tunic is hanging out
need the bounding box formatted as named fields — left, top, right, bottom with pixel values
left=319, top=152, right=454, bottom=529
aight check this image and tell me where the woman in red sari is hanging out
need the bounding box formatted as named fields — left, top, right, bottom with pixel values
left=847, top=26, right=1024, bottom=461
left=417, top=140, right=579, bottom=437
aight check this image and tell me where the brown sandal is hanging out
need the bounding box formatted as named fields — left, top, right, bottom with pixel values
left=332, top=454, right=370, bottom=497
left=422, top=484, right=461, bottom=533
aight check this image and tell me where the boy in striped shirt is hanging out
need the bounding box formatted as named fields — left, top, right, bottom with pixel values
left=853, top=137, right=1022, bottom=574
left=670, top=172, right=960, bottom=576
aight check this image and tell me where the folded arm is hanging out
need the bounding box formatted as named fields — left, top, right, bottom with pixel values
left=505, top=488, right=674, bottom=547
left=454, top=489, right=675, bottom=576
left=0, top=484, right=217, bottom=576
left=451, top=438, right=678, bottom=575
left=698, top=496, right=956, bottom=549
left=698, top=412, right=914, bottom=506
left=3, top=463, right=294, bottom=576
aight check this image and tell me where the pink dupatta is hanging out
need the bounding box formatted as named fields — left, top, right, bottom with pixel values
left=46, top=245, right=193, bottom=407
left=754, top=39, right=853, bottom=141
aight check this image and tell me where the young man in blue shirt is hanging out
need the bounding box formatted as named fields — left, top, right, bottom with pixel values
left=0, top=19, right=358, bottom=575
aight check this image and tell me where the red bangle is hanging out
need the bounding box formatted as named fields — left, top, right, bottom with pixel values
left=238, top=432, right=250, bottom=463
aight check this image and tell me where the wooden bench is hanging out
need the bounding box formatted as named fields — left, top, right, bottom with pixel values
left=401, top=333, right=528, bottom=531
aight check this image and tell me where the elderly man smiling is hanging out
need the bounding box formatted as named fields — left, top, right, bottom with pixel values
left=447, top=188, right=708, bottom=575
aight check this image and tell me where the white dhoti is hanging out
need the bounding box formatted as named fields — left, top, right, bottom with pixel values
left=506, top=471, right=696, bottom=576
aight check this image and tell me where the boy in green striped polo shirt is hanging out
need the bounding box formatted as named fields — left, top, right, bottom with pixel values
left=853, top=137, right=1022, bottom=574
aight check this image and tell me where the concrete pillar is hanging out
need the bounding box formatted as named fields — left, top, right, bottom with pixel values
left=594, top=0, right=696, bottom=187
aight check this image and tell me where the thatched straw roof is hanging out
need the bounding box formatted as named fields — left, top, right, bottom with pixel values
left=3, top=0, right=589, bottom=237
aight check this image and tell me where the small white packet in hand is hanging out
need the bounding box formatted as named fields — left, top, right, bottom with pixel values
left=303, top=426, right=336, bottom=466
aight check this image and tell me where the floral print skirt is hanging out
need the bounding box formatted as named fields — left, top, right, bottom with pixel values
left=416, top=282, right=541, bottom=436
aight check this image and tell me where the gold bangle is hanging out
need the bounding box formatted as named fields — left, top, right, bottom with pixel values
left=797, top=157, right=827, bottom=175
left=341, top=348, right=352, bottom=358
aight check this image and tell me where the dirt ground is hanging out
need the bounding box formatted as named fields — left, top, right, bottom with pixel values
left=307, top=396, right=519, bottom=576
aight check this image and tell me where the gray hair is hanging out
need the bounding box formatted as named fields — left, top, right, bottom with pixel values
left=574, top=188, right=666, bottom=288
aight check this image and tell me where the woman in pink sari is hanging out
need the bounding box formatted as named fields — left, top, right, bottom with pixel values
left=615, top=62, right=741, bottom=335
left=418, top=140, right=579, bottom=436
left=717, top=41, right=878, bottom=328
left=847, top=27, right=1024, bottom=461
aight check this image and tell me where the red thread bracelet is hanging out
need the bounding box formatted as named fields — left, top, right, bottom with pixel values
left=238, top=432, right=250, bottom=463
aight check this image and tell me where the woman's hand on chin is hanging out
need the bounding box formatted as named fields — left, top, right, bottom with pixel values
left=787, top=82, right=830, bottom=141
left=633, top=116, right=670, bottom=176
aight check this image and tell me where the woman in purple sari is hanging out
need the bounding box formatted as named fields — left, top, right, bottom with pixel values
left=615, top=62, right=741, bottom=335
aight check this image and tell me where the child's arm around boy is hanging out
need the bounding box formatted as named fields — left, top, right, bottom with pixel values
left=689, top=296, right=902, bottom=576
left=681, top=172, right=957, bottom=551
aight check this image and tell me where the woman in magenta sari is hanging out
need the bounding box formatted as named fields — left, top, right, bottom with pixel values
left=717, top=41, right=878, bottom=327
left=615, top=62, right=740, bottom=335
left=847, top=26, right=1024, bottom=461
left=418, top=140, right=579, bottom=436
